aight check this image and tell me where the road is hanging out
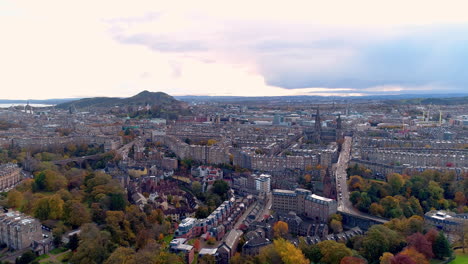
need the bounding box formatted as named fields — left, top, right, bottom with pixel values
left=335, top=136, right=388, bottom=223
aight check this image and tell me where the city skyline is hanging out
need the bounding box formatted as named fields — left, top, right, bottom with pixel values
left=2, top=0, right=468, bottom=99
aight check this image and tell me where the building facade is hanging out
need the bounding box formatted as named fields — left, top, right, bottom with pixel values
left=272, top=188, right=337, bottom=222
left=0, top=163, right=22, bottom=191
left=0, top=210, right=43, bottom=250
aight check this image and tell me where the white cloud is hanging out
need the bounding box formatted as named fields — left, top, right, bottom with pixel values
left=1, top=0, right=467, bottom=99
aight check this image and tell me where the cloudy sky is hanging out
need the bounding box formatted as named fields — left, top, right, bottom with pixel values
left=1, top=0, right=468, bottom=99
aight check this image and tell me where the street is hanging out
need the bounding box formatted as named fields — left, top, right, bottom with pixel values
left=335, top=136, right=387, bottom=223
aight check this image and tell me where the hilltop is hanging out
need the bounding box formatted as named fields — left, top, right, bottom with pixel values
left=56, top=91, right=183, bottom=109
left=386, top=96, right=468, bottom=105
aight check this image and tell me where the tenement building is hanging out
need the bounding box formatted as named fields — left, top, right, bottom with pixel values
left=0, top=163, right=22, bottom=191
left=272, top=188, right=337, bottom=222
left=0, top=210, right=43, bottom=250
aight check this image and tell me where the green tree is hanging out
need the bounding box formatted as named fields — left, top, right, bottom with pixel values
left=433, top=232, right=452, bottom=259
left=191, top=181, right=203, bottom=196
left=67, top=233, right=80, bottom=251
left=109, top=193, right=126, bottom=211
left=387, top=173, right=405, bottom=195
left=360, top=225, right=405, bottom=264
left=16, top=250, right=36, bottom=264
left=212, top=180, right=229, bottom=197
left=317, top=240, right=352, bottom=264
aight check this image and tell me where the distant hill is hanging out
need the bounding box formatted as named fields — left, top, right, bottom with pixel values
left=57, top=91, right=183, bottom=109
left=386, top=96, right=468, bottom=105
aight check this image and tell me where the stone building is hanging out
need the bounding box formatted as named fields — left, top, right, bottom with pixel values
left=0, top=163, right=22, bottom=191
left=272, top=188, right=337, bottom=222
left=0, top=210, right=43, bottom=250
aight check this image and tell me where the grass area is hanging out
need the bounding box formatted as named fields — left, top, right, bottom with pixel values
left=57, top=251, right=72, bottom=262
left=449, top=253, right=468, bottom=264
left=36, top=254, right=50, bottom=261
left=48, top=247, right=67, bottom=255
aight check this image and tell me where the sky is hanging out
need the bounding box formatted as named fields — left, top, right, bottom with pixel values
left=1, top=0, right=468, bottom=99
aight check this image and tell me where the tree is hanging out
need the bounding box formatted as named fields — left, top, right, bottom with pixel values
left=387, top=173, right=405, bottom=195
left=273, top=221, right=289, bottom=238
left=63, top=200, right=91, bottom=227
left=48, top=194, right=64, bottom=219
left=70, top=223, right=113, bottom=264
left=16, top=250, right=36, bottom=264
left=44, top=170, right=68, bottom=191
left=191, top=181, right=203, bottom=196
left=104, top=247, right=136, bottom=264
left=67, top=234, right=79, bottom=251
left=406, top=233, right=433, bottom=259
left=33, top=171, right=47, bottom=191
left=109, top=193, right=126, bottom=211
left=330, top=219, right=343, bottom=234
left=195, top=206, right=209, bottom=219
left=7, top=189, right=23, bottom=209
left=390, top=254, right=416, bottom=264
left=300, top=242, right=322, bottom=263
left=212, top=180, right=229, bottom=197
left=398, top=247, right=429, bottom=264
left=380, top=252, right=394, bottom=264
left=370, top=203, right=385, bottom=216
left=274, top=238, right=309, bottom=264
left=433, top=232, right=452, bottom=259
left=361, top=225, right=405, bottom=263
left=317, top=240, right=353, bottom=264
left=454, top=191, right=466, bottom=207
left=340, top=256, right=366, bottom=264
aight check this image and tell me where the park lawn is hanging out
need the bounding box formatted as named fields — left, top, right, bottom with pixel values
left=448, top=254, right=468, bottom=264
left=48, top=247, right=67, bottom=255
left=35, top=254, right=50, bottom=261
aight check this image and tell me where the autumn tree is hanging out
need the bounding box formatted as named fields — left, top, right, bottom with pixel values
left=104, top=247, right=136, bottom=264
left=7, top=189, right=23, bottom=209
left=274, top=238, right=309, bottom=264
left=273, top=221, right=289, bottom=238
left=330, top=219, right=343, bottom=233
left=369, top=203, right=385, bottom=217
left=63, top=200, right=91, bottom=227
left=379, top=252, right=394, bottom=264
left=390, top=254, right=416, bottom=264
left=70, top=223, right=113, bottom=264
left=454, top=191, right=466, bottom=207
left=406, top=233, right=433, bottom=259
left=398, top=247, right=429, bottom=264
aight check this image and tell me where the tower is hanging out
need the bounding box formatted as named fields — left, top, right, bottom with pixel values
left=314, top=108, right=322, bottom=143
left=336, top=114, right=342, bottom=130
